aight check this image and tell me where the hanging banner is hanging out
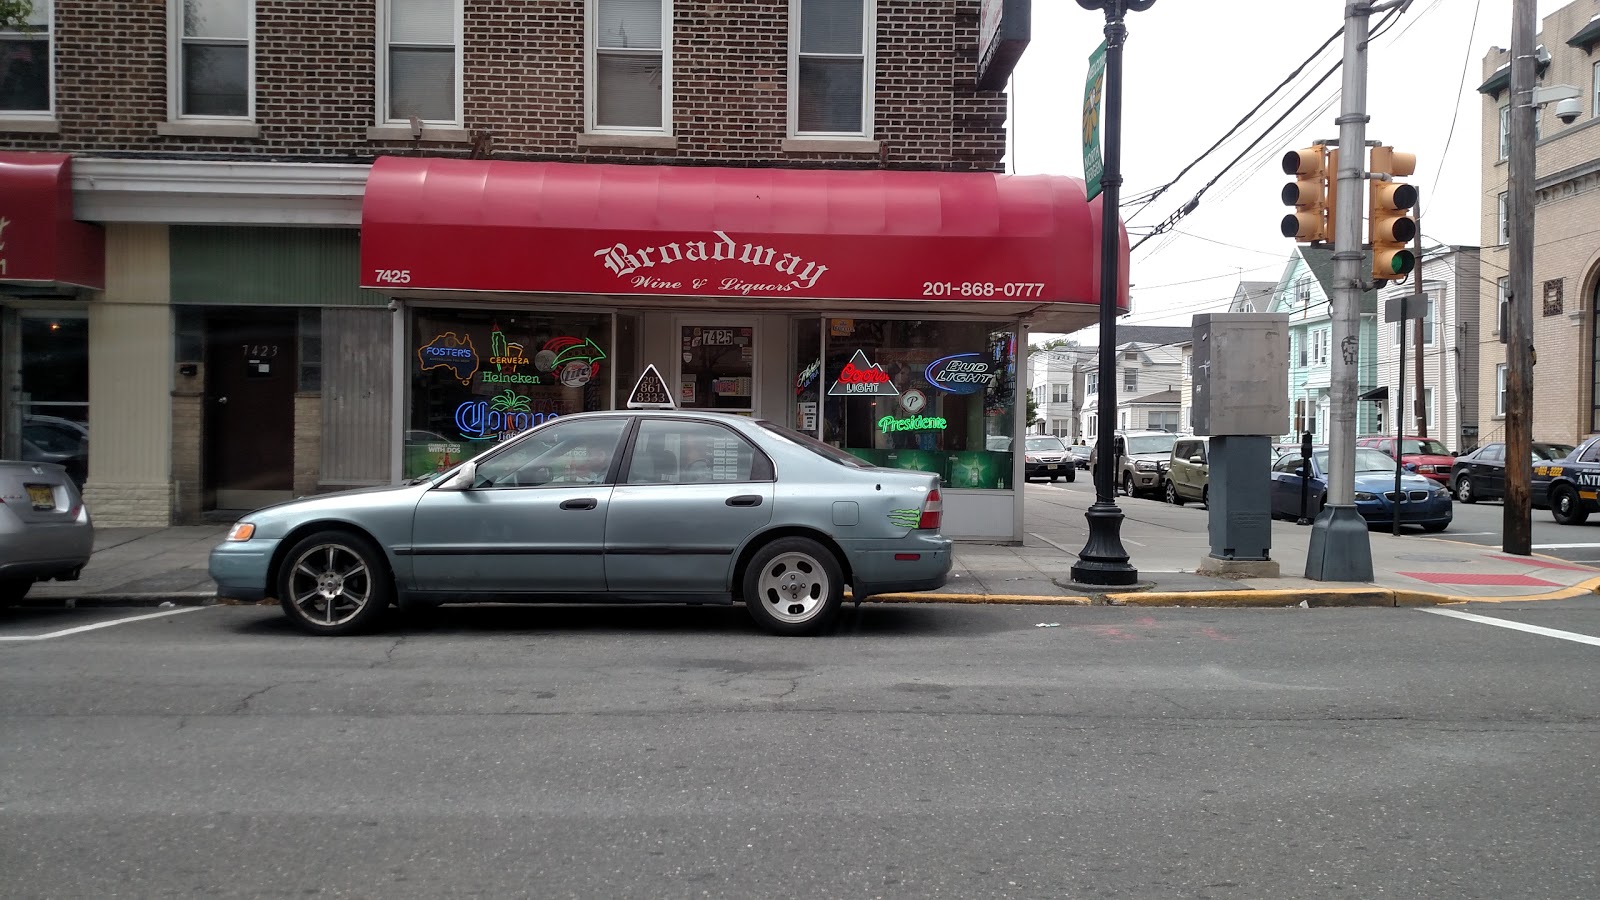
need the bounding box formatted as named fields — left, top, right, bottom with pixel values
left=1082, top=40, right=1107, bottom=202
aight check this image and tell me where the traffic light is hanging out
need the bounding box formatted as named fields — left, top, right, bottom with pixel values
left=1369, top=145, right=1418, bottom=282
left=1280, top=146, right=1336, bottom=244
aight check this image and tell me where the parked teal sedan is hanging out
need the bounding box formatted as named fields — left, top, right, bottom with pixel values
left=210, top=411, right=951, bottom=636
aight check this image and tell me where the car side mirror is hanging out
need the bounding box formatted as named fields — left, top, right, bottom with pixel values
left=437, top=461, right=477, bottom=491
left=1190, top=455, right=1205, bottom=465
left=1403, top=462, right=1417, bottom=472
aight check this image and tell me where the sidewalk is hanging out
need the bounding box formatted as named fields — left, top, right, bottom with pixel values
left=20, top=494, right=1600, bottom=608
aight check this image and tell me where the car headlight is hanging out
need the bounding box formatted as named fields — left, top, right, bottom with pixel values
left=1432, top=486, right=1449, bottom=497
left=227, top=522, right=256, bottom=542
left=1025, top=454, right=1041, bottom=462
left=1135, top=460, right=1157, bottom=472
left=1353, top=491, right=1378, bottom=501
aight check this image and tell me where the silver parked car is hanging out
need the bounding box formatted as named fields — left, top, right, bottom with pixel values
left=0, top=460, right=94, bottom=605
left=210, top=411, right=953, bottom=636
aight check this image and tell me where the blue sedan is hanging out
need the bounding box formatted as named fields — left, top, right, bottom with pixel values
left=1270, top=447, right=1452, bottom=532
left=210, top=411, right=952, bottom=636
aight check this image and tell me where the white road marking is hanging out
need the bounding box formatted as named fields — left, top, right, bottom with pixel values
left=1532, top=543, right=1600, bottom=549
left=1422, top=608, right=1600, bottom=648
left=0, top=606, right=210, bottom=642
left=1434, top=531, right=1497, bottom=536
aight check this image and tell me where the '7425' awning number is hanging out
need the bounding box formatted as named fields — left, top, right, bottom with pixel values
left=374, top=269, right=412, bottom=284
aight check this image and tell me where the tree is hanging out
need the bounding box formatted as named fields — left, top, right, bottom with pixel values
left=1026, top=394, right=1040, bottom=429
left=1, top=1, right=33, bottom=29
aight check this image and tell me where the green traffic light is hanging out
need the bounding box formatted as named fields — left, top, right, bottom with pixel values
left=1389, top=251, right=1415, bottom=275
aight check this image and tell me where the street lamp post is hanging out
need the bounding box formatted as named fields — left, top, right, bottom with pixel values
left=1071, top=0, right=1152, bottom=587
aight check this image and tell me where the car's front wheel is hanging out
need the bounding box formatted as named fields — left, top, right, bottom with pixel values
left=1551, top=485, right=1590, bottom=526
left=1121, top=472, right=1135, bottom=497
left=1165, top=480, right=1183, bottom=506
left=742, top=537, right=844, bottom=636
left=0, top=578, right=31, bottom=606
left=1456, top=475, right=1476, bottom=504
left=276, top=530, right=393, bottom=636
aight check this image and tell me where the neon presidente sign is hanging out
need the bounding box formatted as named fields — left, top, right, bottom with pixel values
left=924, top=353, right=994, bottom=395
left=878, top=414, right=947, bottom=433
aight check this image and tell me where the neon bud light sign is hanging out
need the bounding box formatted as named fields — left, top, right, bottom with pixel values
left=925, top=353, right=994, bottom=395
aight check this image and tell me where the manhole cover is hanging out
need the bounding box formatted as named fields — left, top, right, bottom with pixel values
left=1395, top=553, right=1470, bottom=563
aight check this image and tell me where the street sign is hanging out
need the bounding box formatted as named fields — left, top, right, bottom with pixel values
left=1082, top=40, right=1107, bottom=202
left=1385, top=294, right=1425, bottom=322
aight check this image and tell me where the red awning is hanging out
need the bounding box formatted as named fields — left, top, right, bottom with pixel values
left=360, top=157, right=1127, bottom=310
left=0, top=152, right=105, bottom=292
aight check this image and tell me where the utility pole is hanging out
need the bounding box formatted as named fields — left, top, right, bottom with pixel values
left=1504, top=0, right=1535, bottom=555
left=1307, top=0, right=1391, bottom=581
left=1412, top=194, right=1427, bottom=439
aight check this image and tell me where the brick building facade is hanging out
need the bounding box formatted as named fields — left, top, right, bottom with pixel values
left=1477, top=0, right=1600, bottom=444
left=2, top=0, right=1115, bottom=542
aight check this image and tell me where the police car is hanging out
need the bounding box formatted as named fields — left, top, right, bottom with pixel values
left=1531, top=435, right=1600, bottom=525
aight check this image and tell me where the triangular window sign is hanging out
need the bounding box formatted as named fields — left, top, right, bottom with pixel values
left=828, top=349, right=900, bottom=397
left=626, top=364, right=676, bottom=409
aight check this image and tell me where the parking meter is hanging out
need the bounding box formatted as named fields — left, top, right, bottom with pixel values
left=1298, top=431, right=1313, bottom=525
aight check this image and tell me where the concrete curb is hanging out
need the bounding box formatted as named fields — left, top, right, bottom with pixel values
left=871, top=592, right=1092, bottom=605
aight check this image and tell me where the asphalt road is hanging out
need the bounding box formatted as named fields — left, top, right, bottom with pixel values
left=1044, top=471, right=1600, bottom=565
left=2, top=600, right=1596, bottom=899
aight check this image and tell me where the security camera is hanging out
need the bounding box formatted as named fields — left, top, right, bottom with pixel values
left=386, top=298, right=400, bottom=313
left=1555, top=97, right=1582, bottom=125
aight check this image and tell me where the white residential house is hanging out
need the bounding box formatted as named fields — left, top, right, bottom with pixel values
left=1369, top=246, right=1483, bottom=452
left=1078, top=339, right=1188, bottom=435
left=1027, top=344, right=1087, bottom=439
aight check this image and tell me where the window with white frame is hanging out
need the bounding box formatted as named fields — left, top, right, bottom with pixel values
left=1050, top=383, right=1070, bottom=404
left=1395, top=294, right=1437, bottom=345
left=1295, top=276, right=1311, bottom=307
left=1123, top=367, right=1137, bottom=392
left=790, top=0, right=872, bottom=138
left=381, top=0, right=461, bottom=125
left=1147, top=410, right=1179, bottom=432
left=1050, top=418, right=1071, bottom=438
left=1409, top=386, right=1435, bottom=430
left=171, top=0, right=252, bottom=119
left=1496, top=363, right=1507, bottom=417
left=1497, top=276, right=1510, bottom=338
left=1499, top=105, right=1510, bottom=160
left=1310, top=328, right=1330, bottom=366
left=1086, top=372, right=1098, bottom=394
left=1498, top=192, right=1509, bottom=245
left=0, top=0, right=50, bottom=114
left=1594, top=60, right=1599, bottom=118
left=589, top=0, right=670, bottom=132
left=1087, top=417, right=1096, bottom=437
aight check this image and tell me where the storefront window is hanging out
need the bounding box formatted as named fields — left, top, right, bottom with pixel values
left=822, top=318, right=1017, bottom=489
left=792, top=316, right=822, bottom=436
left=16, top=314, right=90, bottom=489
left=678, top=323, right=755, bottom=410
left=406, top=308, right=612, bottom=479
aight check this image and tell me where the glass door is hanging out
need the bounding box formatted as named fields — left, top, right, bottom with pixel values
left=676, top=320, right=756, bottom=414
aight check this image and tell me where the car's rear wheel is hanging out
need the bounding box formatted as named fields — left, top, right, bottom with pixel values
left=1165, top=479, right=1183, bottom=506
left=1456, top=475, right=1476, bottom=504
left=1551, top=485, right=1590, bottom=526
left=276, top=530, right=392, bottom=636
left=0, top=578, right=31, bottom=606
left=742, top=537, right=843, bottom=636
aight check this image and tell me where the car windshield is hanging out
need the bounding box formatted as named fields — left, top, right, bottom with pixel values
left=1535, top=444, right=1574, bottom=461
left=1314, top=448, right=1397, bottom=474
left=1401, top=439, right=1449, bottom=456
left=757, top=421, right=870, bottom=468
left=1025, top=437, right=1066, bottom=452
left=1126, top=434, right=1177, bottom=455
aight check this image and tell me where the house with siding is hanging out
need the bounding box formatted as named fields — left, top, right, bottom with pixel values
left=1370, top=246, right=1483, bottom=452
left=1272, top=247, right=1380, bottom=442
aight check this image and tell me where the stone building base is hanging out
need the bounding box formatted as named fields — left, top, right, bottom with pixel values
left=83, top=481, right=177, bottom=527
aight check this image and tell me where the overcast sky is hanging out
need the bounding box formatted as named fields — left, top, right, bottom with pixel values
left=1007, top=0, right=1572, bottom=342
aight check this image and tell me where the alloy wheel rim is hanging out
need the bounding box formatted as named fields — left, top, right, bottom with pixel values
left=289, top=543, right=372, bottom=626
left=757, top=552, right=830, bottom=624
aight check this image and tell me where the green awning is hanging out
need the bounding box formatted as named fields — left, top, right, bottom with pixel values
left=1568, top=16, right=1600, bottom=53
left=1477, top=65, right=1510, bottom=96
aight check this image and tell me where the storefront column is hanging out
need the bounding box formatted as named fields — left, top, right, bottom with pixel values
left=83, top=224, right=175, bottom=526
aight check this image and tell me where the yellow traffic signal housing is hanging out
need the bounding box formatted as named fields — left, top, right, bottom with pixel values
left=1280, top=146, right=1333, bottom=243
left=1369, top=146, right=1418, bottom=282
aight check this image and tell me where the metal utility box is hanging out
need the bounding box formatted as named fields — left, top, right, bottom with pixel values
left=1191, top=313, right=1290, bottom=437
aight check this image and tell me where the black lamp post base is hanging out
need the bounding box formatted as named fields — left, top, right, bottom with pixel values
left=1071, top=501, right=1139, bottom=585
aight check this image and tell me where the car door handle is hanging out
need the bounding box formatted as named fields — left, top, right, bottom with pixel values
left=726, top=495, right=763, bottom=507
left=560, top=498, right=598, bottom=510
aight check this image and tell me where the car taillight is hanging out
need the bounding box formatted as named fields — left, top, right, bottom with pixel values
left=918, top=488, right=942, bottom=530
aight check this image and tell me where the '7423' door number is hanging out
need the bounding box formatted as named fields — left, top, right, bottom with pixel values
left=373, top=269, right=412, bottom=284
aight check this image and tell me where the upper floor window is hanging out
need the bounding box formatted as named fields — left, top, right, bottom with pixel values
left=1497, top=192, right=1509, bottom=245
left=381, top=0, right=461, bottom=125
left=588, top=0, right=671, bottom=133
left=1294, top=276, right=1311, bottom=307
left=1497, top=276, right=1510, bottom=339
left=1086, top=372, right=1098, bottom=395
left=1, top=0, right=51, bottom=114
left=1123, top=366, right=1137, bottom=392
left=170, top=0, right=252, bottom=119
left=1050, top=383, right=1070, bottom=404
left=1499, top=105, right=1510, bottom=160
left=790, top=0, right=873, bottom=138
left=1594, top=60, right=1599, bottom=118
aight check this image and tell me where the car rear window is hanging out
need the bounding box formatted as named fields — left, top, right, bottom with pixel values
left=756, top=421, right=871, bottom=468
